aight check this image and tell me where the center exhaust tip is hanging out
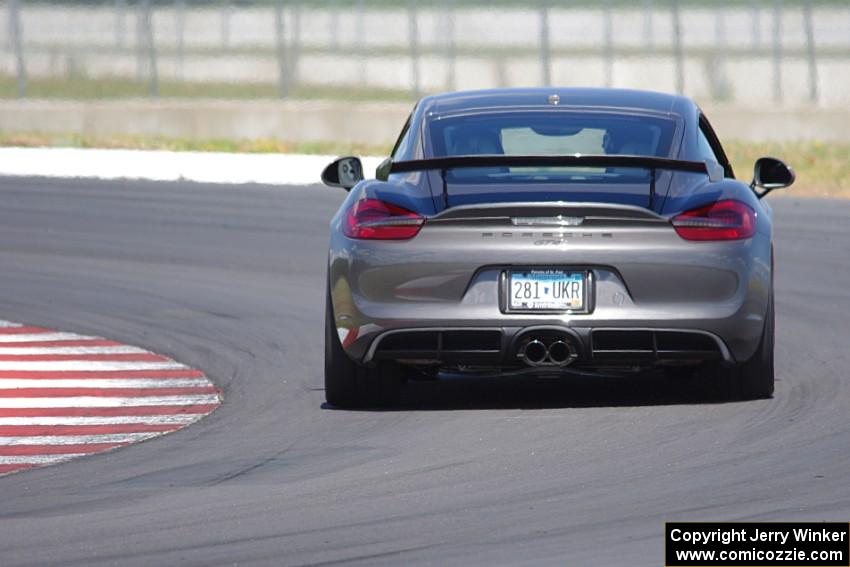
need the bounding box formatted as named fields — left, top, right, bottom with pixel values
left=523, top=340, right=548, bottom=365
left=547, top=340, right=572, bottom=365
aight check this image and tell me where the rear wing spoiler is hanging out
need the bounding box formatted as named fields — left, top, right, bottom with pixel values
left=389, top=154, right=714, bottom=209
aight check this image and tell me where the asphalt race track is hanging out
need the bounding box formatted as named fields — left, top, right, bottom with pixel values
left=0, top=177, right=848, bottom=566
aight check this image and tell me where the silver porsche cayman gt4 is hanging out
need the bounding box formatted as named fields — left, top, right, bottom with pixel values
left=321, top=88, right=794, bottom=408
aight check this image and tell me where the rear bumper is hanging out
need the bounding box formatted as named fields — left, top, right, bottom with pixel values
left=331, top=262, right=769, bottom=367
left=350, top=321, right=737, bottom=367
left=329, top=224, right=772, bottom=367
left=361, top=325, right=733, bottom=367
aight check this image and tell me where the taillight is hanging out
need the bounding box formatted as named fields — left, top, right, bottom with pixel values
left=343, top=198, right=425, bottom=240
left=671, top=200, right=756, bottom=241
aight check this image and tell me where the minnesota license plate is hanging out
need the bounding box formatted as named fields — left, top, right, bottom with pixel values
left=508, top=269, right=585, bottom=311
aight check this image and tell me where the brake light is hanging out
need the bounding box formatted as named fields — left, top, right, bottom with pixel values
left=343, top=198, right=425, bottom=240
left=671, top=200, right=756, bottom=241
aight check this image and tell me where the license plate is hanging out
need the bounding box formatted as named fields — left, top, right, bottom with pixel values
left=508, top=269, right=585, bottom=311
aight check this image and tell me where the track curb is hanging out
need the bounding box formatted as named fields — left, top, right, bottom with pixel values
left=0, top=320, right=221, bottom=476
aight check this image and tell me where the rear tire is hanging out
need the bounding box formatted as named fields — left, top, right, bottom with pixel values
left=715, top=286, right=775, bottom=401
left=324, top=288, right=404, bottom=408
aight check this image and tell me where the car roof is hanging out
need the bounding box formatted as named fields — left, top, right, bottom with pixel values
left=418, top=87, right=691, bottom=117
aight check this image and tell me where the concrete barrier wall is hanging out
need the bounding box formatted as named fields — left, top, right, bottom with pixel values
left=4, top=51, right=848, bottom=108
left=0, top=100, right=410, bottom=146
left=0, top=100, right=847, bottom=145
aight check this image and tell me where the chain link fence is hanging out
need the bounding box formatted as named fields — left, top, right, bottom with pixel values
left=1, top=1, right=848, bottom=105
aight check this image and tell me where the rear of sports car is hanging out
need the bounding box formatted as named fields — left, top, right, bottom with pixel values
left=329, top=197, right=770, bottom=374
left=324, top=95, right=775, bottom=407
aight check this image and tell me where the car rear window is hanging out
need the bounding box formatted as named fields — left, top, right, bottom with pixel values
left=429, top=111, right=679, bottom=183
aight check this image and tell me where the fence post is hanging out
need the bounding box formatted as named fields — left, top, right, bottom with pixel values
left=329, top=0, right=339, bottom=53
left=355, top=0, right=365, bottom=46
left=115, top=0, right=126, bottom=48
left=356, top=0, right=365, bottom=87
left=444, top=0, right=456, bottom=91
left=409, top=1, right=420, bottom=97
left=539, top=2, right=551, bottom=87
left=7, top=0, right=26, bottom=98
left=603, top=1, right=613, bottom=88
left=141, top=0, right=158, bottom=98
left=290, top=2, right=301, bottom=89
left=751, top=1, right=761, bottom=53
left=274, top=0, right=290, bottom=98
left=136, top=2, right=144, bottom=80
left=642, top=0, right=653, bottom=54
left=671, top=1, right=684, bottom=94
left=772, top=0, right=782, bottom=104
left=803, top=0, right=818, bottom=103
left=220, top=0, right=231, bottom=50
left=175, top=0, right=186, bottom=80
left=713, top=9, right=728, bottom=100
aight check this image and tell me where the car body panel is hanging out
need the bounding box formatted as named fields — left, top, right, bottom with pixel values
left=327, top=88, right=774, bottom=373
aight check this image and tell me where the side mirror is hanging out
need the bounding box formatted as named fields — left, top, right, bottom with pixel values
left=375, top=157, right=393, bottom=181
left=751, top=157, right=795, bottom=198
left=321, top=157, right=364, bottom=190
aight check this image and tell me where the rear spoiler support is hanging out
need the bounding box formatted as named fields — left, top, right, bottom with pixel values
left=390, top=154, right=710, bottom=210
left=439, top=168, right=449, bottom=209
left=649, top=167, right=657, bottom=209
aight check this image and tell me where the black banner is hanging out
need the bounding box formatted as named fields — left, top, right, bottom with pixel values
left=666, top=522, right=850, bottom=566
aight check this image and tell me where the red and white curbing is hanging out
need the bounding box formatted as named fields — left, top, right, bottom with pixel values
left=0, top=320, right=221, bottom=476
